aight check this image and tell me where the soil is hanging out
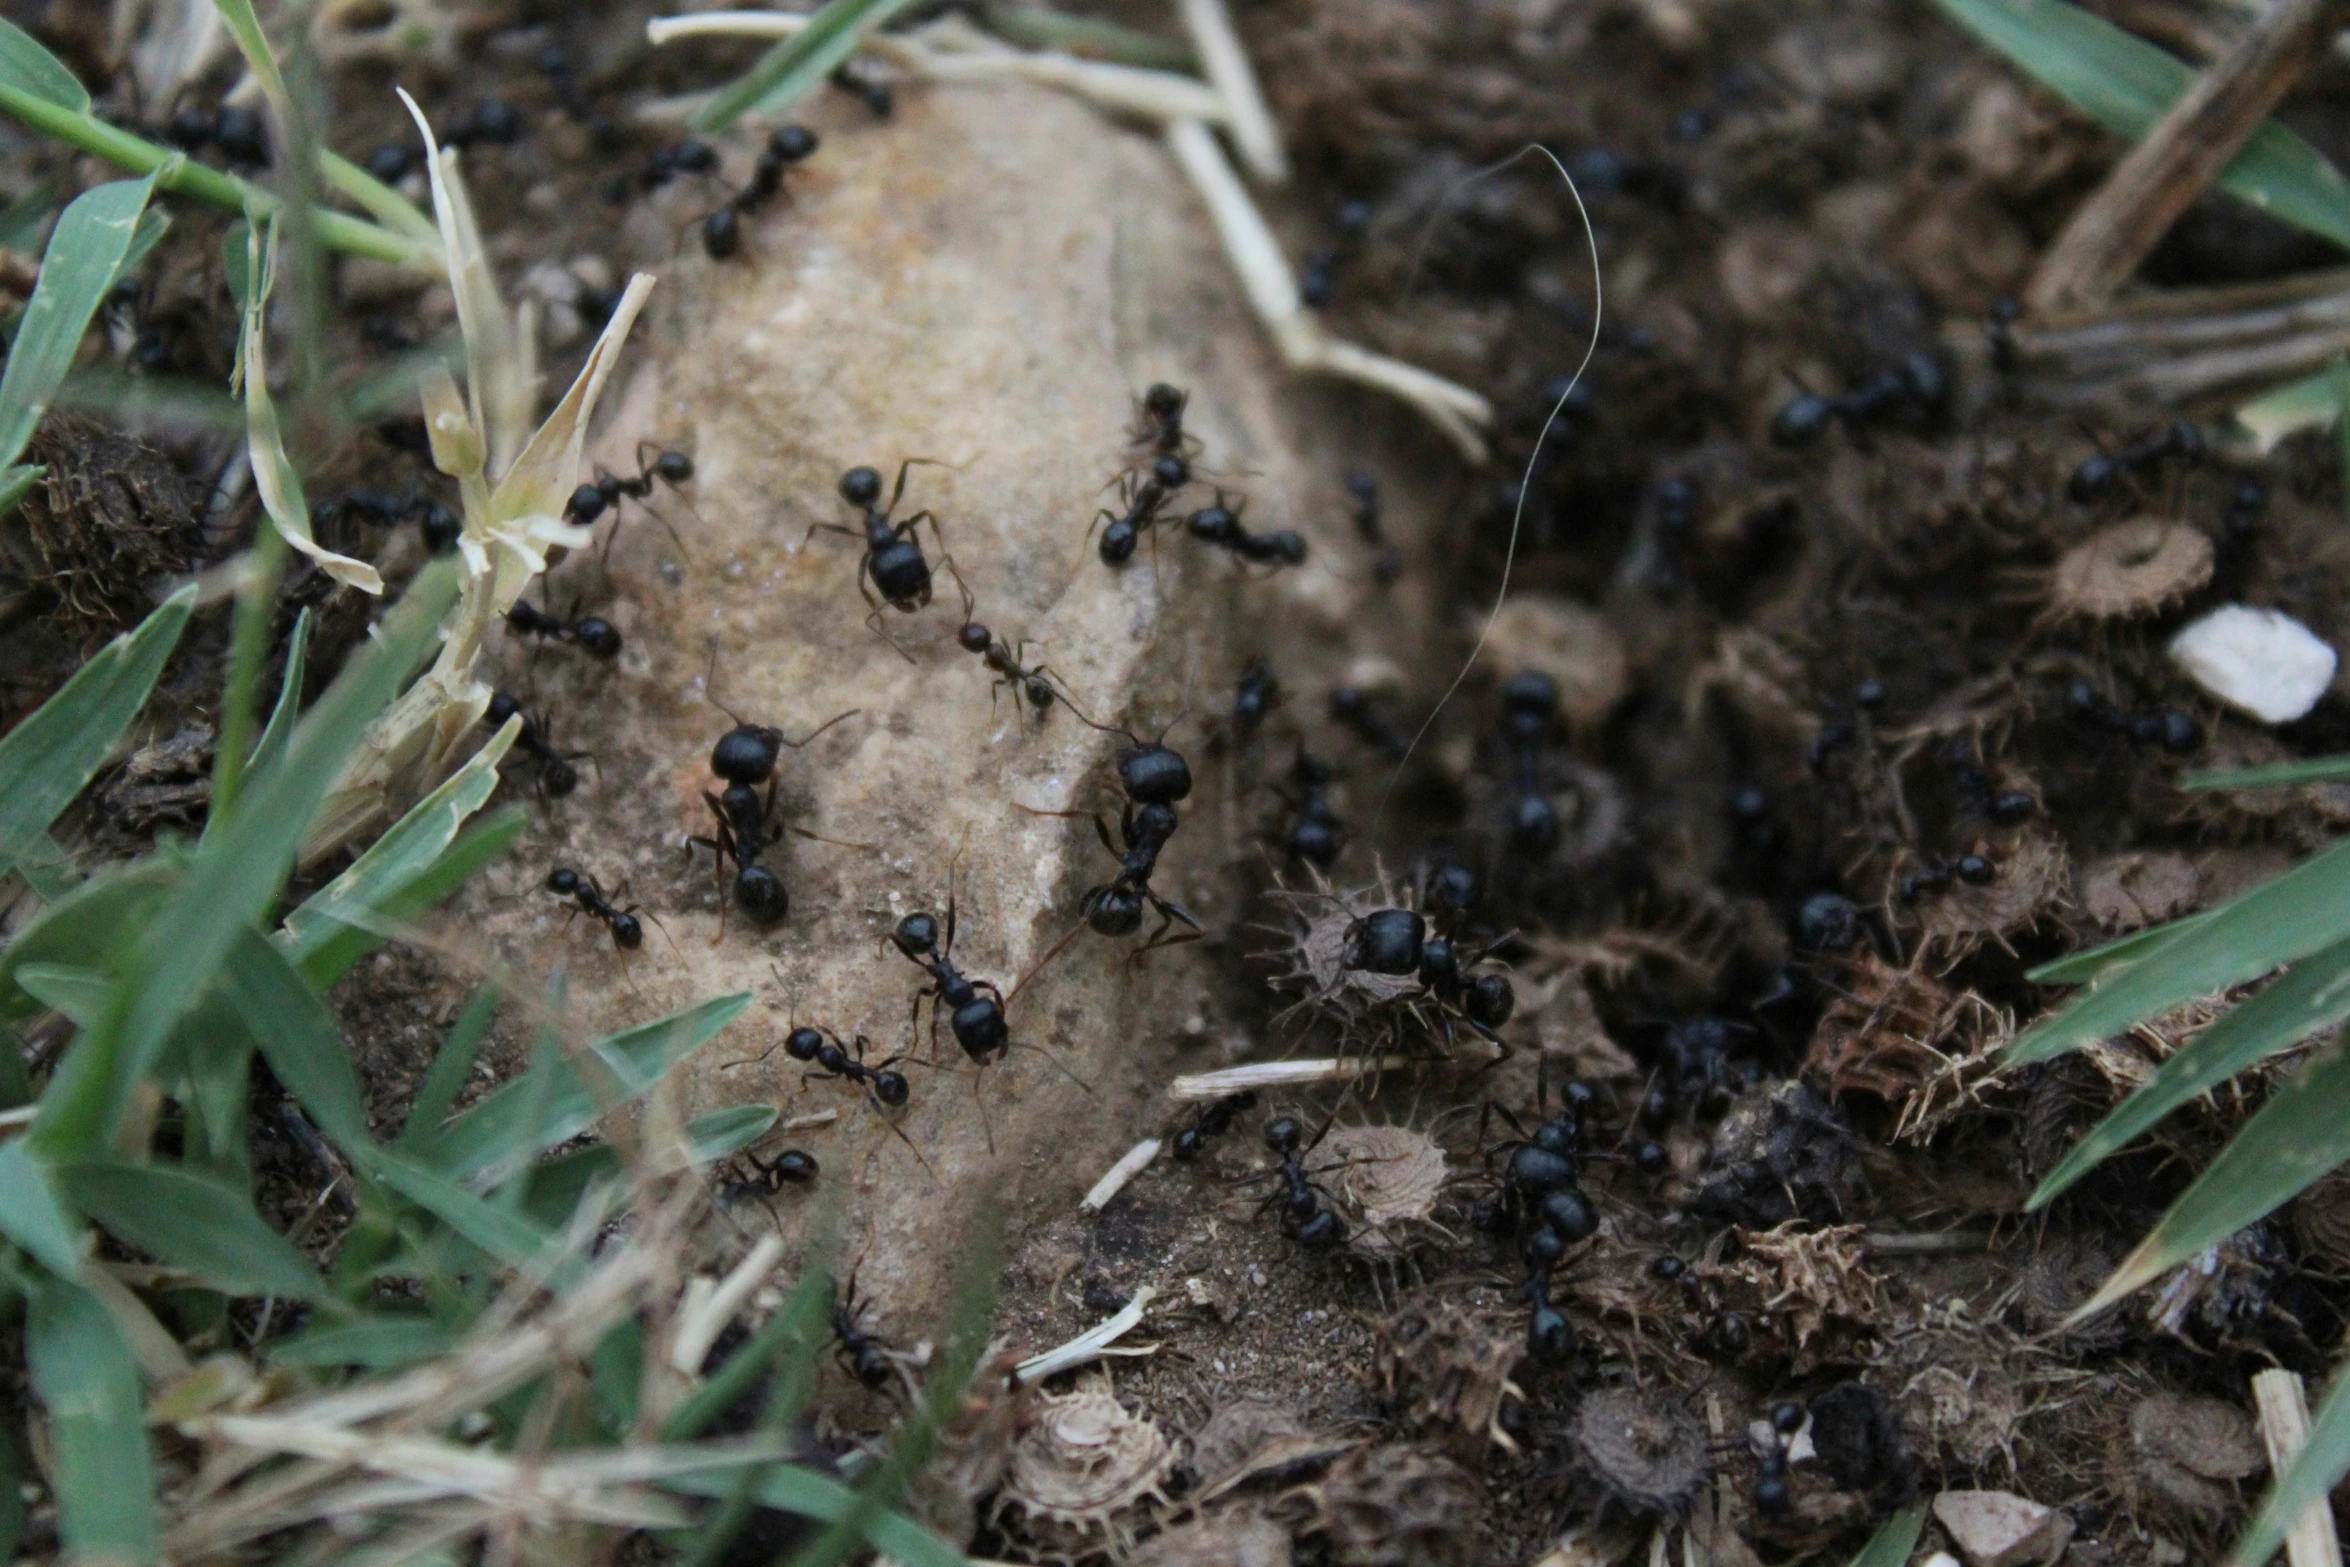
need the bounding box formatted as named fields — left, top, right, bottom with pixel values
left=16, top=0, right=2350, bottom=1562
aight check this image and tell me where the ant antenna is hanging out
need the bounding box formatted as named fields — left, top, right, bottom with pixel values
left=1372, top=145, right=1600, bottom=837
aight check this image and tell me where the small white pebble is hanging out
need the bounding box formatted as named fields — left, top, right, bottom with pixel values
left=2169, top=605, right=2337, bottom=723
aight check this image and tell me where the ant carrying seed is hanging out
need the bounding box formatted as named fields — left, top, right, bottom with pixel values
left=2068, top=419, right=2204, bottom=503
left=1339, top=906, right=1517, bottom=1052
left=1172, top=1091, right=1259, bottom=1159
left=545, top=867, right=647, bottom=952
left=1347, top=468, right=1402, bottom=583
left=700, top=124, right=820, bottom=259
left=807, top=460, right=964, bottom=658
left=485, top=692, right=591, bottom=798
left=505, top=591, right=622, bottom=660
left=1188, top=496, right=1306, bottom=567
left=1768, top=352, right=1945, bottom=448
left=1284, top=752, right=1348, bottom=869
left=1501, top=672, right=1562, bottom=853
left=715, top=1147, right=818, bottom=1210
left=1330, top=686, right=1408, bottom=761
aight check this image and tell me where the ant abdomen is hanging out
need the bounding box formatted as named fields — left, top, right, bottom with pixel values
left=736, top=864, right=788, bottom=923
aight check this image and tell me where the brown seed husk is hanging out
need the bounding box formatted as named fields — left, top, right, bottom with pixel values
left=2050, top=518, right=2212, bottom=620
left=2079, top=851, right=2202, bottom=932
left=993, top=1379, right=1176, bottom=1559
left=1304, top=1444, right=1484, bottom=1567
left=1372, top=1295, right=1523, bottom=1452
left=1573, top=1388, right=1708, bottom=1514
left=7, top=413, right=204, bottom=638
left=1324, top=1124, right=1447, bottom=1255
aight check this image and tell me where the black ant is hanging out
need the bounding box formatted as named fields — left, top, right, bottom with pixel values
left=643, top=136, right=721, bottom=192
left=1754, top=1401, right=1805, bottom=1518
left=2068, top=419, right=2204, bottom=503
left=832, top=1276, right=895, bottom=1389
left=1768, top=353, right=1945, bottom=448
left=545, top=867, right=645, bottom=952
left=1284, top=752, right=1347, bottom=869
left=692, top=694, right=863, bottom=928
left=1171, top=1091, right=1258, bottom=1160
left=1249, top=1114, right=1345, bottom=1251
left=505, top=591, right=622, bottom=660
left=1022, top=790, right=1203, bottom=970
left=1897, top=851, right=1996, bottom=902
left=1500, top=673, right=1561, bottom=853
left=1133, top=382, right=1192, bottom=458
left=485, top=692, right=590, bottom=798
left=955, top=585, right=1060, bottom=720
left=2064, top=679, right=2203, bottom=756
left=2225, top=478, right=2268, bottom=542
left=830, top=61, right=894, bottom=118
left=1339, top=906, right=1517, bottom=1052
left=1475, top=1073, right=1597, bottom=1361
left=785, top=1024, right=911, bottom=1109
left=1232, top=657, right=1280, bottom=741
left=715, top=1147, right=818, bottom=1209
left=1091, top=455, right=1189, bottom=568
left=313, top=487, right=461, bottom=557
left=1347, top=468, right=1402, bottom=583
left=891, top=903, right=1010, bottom=1069
left=163, top=102, right=269, bottom=167
left=1329, top=686, right=1408, bottom=761
left=1187, top=496, right=1306, bottom=567
left=806, top=460, right=963, bottom=658
left=701, top=124, right=820, bottom=260
left=1298, top=199, right=1372, bottom=309
left=564, top=445, right=696, bottom=562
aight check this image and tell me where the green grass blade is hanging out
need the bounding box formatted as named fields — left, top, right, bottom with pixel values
left=2082, top=1041, right=2350, bottom=1315
left=270, top=1314, right=453, bottom=1370
left=243, top=607, right=310, bottom=791
left=0, top=462, right=40, bottom=519
left=319, top=149, right=442, bottom=248
left=0, top=174, right=160, bottom=469
left=169, top=989, right=255, bottom=1183
left=0, top=863, right=178, bottom=1024
left=694, top=0, right=922, bottom=133
left=13, top=962, right=113, bottom=1027
left=210, top=0, right=290, bottom=114
left=26, top=1272, right=155, bottom=1564
left=665, top=1259, right=834, bottom=1442
left=2183, top=754, right=2350, bottom=789
left=2009, top=834, right=2350, bottom=1063
left=59, top=1160, right=324, bottom=1300
left=0, top=20, right=91, bottom=111
left=0, top=1139, right=82, bottom=1276
left=425, top=992, right=753, bottom=1181
left=1848, top=1502, right=1928, bottom=1567
left=1933, top=0, right=2350, bottom=247
left=0, top=583, right=192, bottom=877
left=399, top=987, right=497, bottom=1151
left=358, top=1145, right=565, bottom=1282
left=2229, top=1362, right=2350, bottom=1567
left=291, top=809, right=526, bottom=989
left=2238, top=363, right=2340, bottom=451
left=2031, top=934, right=2350, bottom=1207
left=219, top=926, right=369, bottom=1151
left=2033, top=915, right=2210, bottom=984
left=659, top=1466, right=971, bottom=1567
left=280, top=716, right=520, bottom=965
left=517, top=1105, right=779, bottom=1228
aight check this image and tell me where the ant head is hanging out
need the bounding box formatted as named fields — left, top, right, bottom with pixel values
left=574, top=616, right=623, bottom=660
left=893, top=911, right=940, bottom=960
left=1187, top=504, right=1235, bottom=542
left=957, top=621, right=991, bottom=655
left=1116, top=742, right=1192, bottom=806
left=612, top=912, right=645, bottom=950
left=736, top=865, right=789, bottom=924
left=770, top=123, right=819, bottom=162
left=1264, top=1115, right=1302, bottom=1155
left=652, top=449, right=695, bottom=484
left=1342, top=908, right=1425, bottom=976
left=711, top=723, right=781, bottom=785
left=785, top=1026, right=826, bottom=1062
left=1098, top=517, right=1137, bottom=566
left=874, top=1070, right=910, bottom=1107
left=772, top=1148, right=819, bottom=1182
left=1288, top=815, right=1343, bottom=868
left=542, top=759, right=580, bottom=798
left=1512, top=793, right=1559, bottom=853
left=1468, top=972, right=1516, bottom=1028
left=1268, top=530, right=1307, bottom=565
left=1502, top=671, right=1560, bottom=722
left=1422, top=858, right=1481, bottom=917
left=485, top=691, right=522, bottom=727
left=1153, top=453, right=1188, bottom=488
left=564, top=482, right=609, bottom=524
left=2067, top=453, right=2120, bottom=503
left=1143, top=382, right=1186, bottom=421
left=546, top=867, right=582, bottom=896
left=1528, top=1304, right=1574, bottom=1362
left=839, top=466, right=884, bottom=507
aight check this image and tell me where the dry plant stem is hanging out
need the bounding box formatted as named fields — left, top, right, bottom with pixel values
left=2008, top=267, right=2350, bottom=410
left=1080, top=1136, right=1161, bottom=1212
left=1162, top=117, right=1493, bottom=462
left=2254, top=1369, right=2345, bottom=1567
left=1174, top=0, right=1287, bottom=183
left=1167, top=1057, right=1418, bottom=1098
left=2026, top=0, right=2350, bottom=314
left=1015, top=1285, right=1158, bottom=1382
left=669, top=1233, right=786, bottom=1374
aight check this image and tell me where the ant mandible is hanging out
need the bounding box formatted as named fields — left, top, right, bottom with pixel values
left=806, top=460, right=964, bottom=659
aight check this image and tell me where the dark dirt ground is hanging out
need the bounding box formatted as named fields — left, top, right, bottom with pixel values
left=16, top=0, right=2350, bottom=1562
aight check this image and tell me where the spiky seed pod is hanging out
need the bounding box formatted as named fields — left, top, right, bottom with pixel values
left=1573, top=1388, right=1708, bottom=1516
left=1324, top=1124, right=1448, bottom=1259
left=1372, top=1295, right=1524, bottom=1452
left=992, top=1380, right=1177, bottom=1561
left=2050, top=518, right=2212, bottom=621
left=1305, top=1444, right=1483, bottom=1567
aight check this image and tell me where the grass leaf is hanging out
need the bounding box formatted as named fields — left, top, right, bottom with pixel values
left=0, top=1139, right=82, bottom=1276
left=2183, top=753, right=2350, bottom=789
left=2236, top=363, right=2341, bottom=452
left=59, top=1160, right=324, bottom=1301
left=2082, top=1040, right=2350, bottom=1316
left=0, top=174, right=160, bottom=470
left=293, top=808, right=526, bottom=990
left=1933, top=0, right=2350, bottom=248
left=242, top=606, right=310, bottom=792
left=221, top=926, right=369, bottom=1151
left=0, top=19, right=91, bottom=112
left=1848, top=1502, right=1928, bottom=1567
left=423, top=992, right=753, bottom=1182
left=269, top=1314, right=454, bottom=1370
left=517, top=1105, right=779, bottom=1228
left=399, top=986, right=497, bottom=1151
left=2031, top=934, right=2350, bottom=1207
left=693, top=0, right=922, bottom=133
left=659, top=1465, right=972, bottom=1567
left=13, top=962, right=114, bottom=1027
left=0, top=583, right=192, bottom=878
left=26, top=1272, right=155, bottom=1563
left=358, top=1144, right=564, bottom=1281
left=2230, top=1363, right=2350, bottom=1567
left=2008, top=834, right=2350, bottom=1063
left=279, top=714, right=519, bottom=967
left=0, top=863, right=177, bottom=1024
left=2029, top=912, right=2216, bottom=984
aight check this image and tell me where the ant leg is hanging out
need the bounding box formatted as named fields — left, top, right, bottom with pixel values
left=788, top=824, right=881, bottom=853
left=775, top=708, right=864, bottom=749
left=1008, top=1039, right=1093, bottom=1093
left=1006, top=917, right=1087, bottom=1008
left=863, top=602, right=918, bottom=664
left=800, top=519, right=861, bottom=550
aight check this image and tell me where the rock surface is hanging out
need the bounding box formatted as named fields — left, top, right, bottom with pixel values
left=441, top=80, right=1464, bottom=1335
left=1932, top=1489, right=2075, bottom=1567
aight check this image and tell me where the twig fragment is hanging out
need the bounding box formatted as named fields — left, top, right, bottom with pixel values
left=2254, top=1368, right=2345, bottom=1567
left=1015, top=1286, right=1157, bottom=1382
left=1080, top=1137, right=1161, bottom=1212
left=1168, top=1057, right=1418, bottom=1099
left=1175, top=0, right=1286, bottom=183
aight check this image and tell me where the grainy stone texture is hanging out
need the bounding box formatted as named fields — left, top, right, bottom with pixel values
left=441, top=81, right=1462, bottom=1335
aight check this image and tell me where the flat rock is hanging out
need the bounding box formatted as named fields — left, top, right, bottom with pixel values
left=1933, top=1489, right=2075, bottom=1567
